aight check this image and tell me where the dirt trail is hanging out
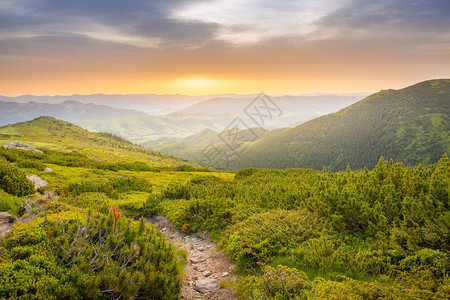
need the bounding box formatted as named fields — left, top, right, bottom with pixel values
left=148, top=215, right=237, bottom=300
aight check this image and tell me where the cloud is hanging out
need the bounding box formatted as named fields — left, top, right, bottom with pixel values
left=171, top=0, right=348, bottom=44
left=316, top=0, right=450, bottom=36
left=0, top=0, right=218, bottom=47
left=0, top=0, right=449, bottom=96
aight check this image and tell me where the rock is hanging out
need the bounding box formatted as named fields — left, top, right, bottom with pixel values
left=44, top=191, right=57, bottom=200
left=202, top=271, right=211, bottom=277
left=206, top=245, right=211, bottom=249
left=222, top=272, right=229, bottom=277
left=45, top=167, right=53, bottom=172
left=161, top=227, right=167, bottom=232
left=198, top=247, right=204, bottom=251
left=194, top=278, right=218, bottom=294
left=4, top=141, right=43, bottom=153
left=190, top=257, right=206, bottom=264
left=0, top=212, right=15, bottom=238
left=26, top=175, right=48, bottom=189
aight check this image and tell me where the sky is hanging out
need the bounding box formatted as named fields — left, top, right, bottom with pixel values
left=1, top=0, right=449, bottom=96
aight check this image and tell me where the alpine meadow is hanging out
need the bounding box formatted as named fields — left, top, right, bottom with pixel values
left=1, top=0, right=450, bottom=299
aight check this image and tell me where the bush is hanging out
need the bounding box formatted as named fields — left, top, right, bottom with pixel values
left=108, top=176, right=153, bottom=193
left=16, top=158, right=45, bottom=171
left=237, top=265, right=312, bottom=299
left=0, top=157, right=35, bottom=196
left=222, top=209, right=328, bottom=267
left=0, top=190, right=25, bottom=216
left=0, top=211, right=183, bottom=299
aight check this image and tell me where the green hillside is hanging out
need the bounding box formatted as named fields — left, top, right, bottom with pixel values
left=149, top=127, right=288, bottom=165
left=0, top=116, right=187, bottom=167
left=231, top=79, right=450, bottom=170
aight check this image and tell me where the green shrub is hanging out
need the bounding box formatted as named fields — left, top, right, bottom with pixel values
left=222, top=209, right=328, bottom=267
left=0, top=157, right=35, bottom=196
left=0, top=211, right=183, bottom=299
left=108, top=176, right=153, bottom=193
left=16, top=158, right=45, bottom=171
left=237, top=265, right=312, bottom=299
left=0, top=189, right=25, bottom=215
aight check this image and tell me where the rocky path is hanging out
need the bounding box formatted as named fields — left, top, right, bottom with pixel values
left=148, top=215, right=236, bottom=300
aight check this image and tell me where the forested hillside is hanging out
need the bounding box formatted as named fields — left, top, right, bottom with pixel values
left=231, top=79, right=450, bottom=171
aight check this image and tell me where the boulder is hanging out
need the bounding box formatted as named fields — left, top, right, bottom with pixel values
left=194, top=278, right=218, bottom=294
left=4, top=141, right=43, bottom=153
left=26, top=175, right=48, bottom=189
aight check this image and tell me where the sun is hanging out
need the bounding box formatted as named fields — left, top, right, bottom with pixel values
left=170, top=77, right=232, bottom=95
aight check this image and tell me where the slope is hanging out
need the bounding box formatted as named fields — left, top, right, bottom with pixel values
left=230, top=79, right=450, bottom=171
left=0, top=116, right=189, bottom=167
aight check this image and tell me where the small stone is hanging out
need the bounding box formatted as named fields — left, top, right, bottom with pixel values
left=45, top=167, right=53, bottom=172
left=206, top=245, right=211, bottom=249
left=190, top=257, right=206, bottom=264
left=198, top=247, right=204, bottom=251
left=194, top=278, right=218, bottom=294
left=222, top=272, right=229, bottom=277
left=202, top=271, right=211, bottom=277
left=161, top=227, right=167, bottom=232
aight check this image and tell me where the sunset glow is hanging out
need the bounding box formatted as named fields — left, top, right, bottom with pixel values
left=1, top=0, right=449, bottom=96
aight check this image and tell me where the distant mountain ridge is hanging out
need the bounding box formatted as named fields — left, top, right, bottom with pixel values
left=0, top=100, right=148, bottom=126
left=228, top=79, right=450, bottom=171
left=181, top=94, right=369, bottom=127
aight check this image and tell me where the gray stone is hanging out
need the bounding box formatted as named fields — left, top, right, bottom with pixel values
left=26, top=175, right=48, bottom=189
left=190, top=257, right=206, bottom=264
left=202, top=271, right=211, bottom=277
left=4, top=141, right=43, bottom=153
left=194, top=278, right=218, bottom=294
left=222, top=272, right=229, bottom=277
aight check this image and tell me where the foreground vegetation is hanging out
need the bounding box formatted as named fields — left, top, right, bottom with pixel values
left=1, top=116, right=448, bottom=299
left=154, top=155, right=449, bottom=299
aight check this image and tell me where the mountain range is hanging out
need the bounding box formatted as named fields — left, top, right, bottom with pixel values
left=0, top=100, right=148, bottom=127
